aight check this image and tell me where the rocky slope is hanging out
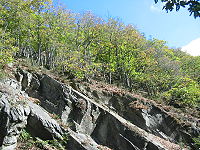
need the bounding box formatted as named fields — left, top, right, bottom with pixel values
left=0, top=67, right=199, bottom=150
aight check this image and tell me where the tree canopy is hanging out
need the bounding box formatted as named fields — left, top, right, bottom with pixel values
left=154, top=0, right=200, bottom=18
left=0, top=0, right=200, bottom=108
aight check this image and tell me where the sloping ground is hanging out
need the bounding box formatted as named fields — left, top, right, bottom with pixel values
left=79, top=81, right=200, bottom=149
left=0, top=67, right=199, bottom=150
left=71, top=89, right=180, bottom=150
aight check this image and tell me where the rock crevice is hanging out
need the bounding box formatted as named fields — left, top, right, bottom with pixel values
left=0, top=69, right=199, bottom=150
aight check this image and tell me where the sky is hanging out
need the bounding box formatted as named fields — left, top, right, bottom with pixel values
left=58, top=0, right=200, bottom=56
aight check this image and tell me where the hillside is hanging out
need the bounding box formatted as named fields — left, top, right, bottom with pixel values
left=0, top=0, right=200, bottom=149
left=0, top=65, right=199, bottom=150
left=1, top=0, right=200, bottom=109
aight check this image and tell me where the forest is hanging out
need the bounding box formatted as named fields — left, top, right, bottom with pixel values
left=0, top=0, right=200, bottom=109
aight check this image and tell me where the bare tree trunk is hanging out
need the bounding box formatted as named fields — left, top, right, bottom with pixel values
left=109, top=72, right=112, bottom=84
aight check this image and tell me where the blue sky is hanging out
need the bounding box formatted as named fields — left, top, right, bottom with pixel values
left=58, top=0, right=200, bottom=55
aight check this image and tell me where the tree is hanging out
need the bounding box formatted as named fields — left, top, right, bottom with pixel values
left=0, top=29, right=18, bottom=68
left=181, top=56, right=200, bottom=83
left=162, top=77, right=200, bottom=107
left=154, top=0, right=200, bottom=18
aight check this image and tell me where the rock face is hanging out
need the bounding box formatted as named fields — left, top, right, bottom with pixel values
left=0, top=68, right=199, bottom=150
left=0, top=79, right=63, bottom=150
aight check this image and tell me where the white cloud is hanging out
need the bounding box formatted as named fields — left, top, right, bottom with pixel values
left=182, top=38, right=200, bottom=56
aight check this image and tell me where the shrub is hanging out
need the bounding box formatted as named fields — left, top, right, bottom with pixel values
left=162, top=77, right=200, bottom=107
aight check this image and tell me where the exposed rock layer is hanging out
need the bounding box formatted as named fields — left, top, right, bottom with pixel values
left=0, top=68, right=199, bottom=150
left=0, top=79, right=63, bottom=150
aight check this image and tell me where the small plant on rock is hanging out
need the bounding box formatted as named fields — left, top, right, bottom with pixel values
left=193, top=136, right=200, bottom=149
left=18, top=129, right=35, bottom=149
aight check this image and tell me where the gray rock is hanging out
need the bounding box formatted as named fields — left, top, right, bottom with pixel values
left=16, top=68, right=40, bottom=95
left=0, top=96, right=28, bottom=149
left=0, top=78, right=65, bottom=150
left=27, top=101, right=63, bottom=140
left=8, top=68, right=199, bottom=150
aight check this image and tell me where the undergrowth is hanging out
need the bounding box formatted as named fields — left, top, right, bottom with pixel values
left=193, top=136, right=200, bottom=149
left=17, top=129, right=68, bottom=150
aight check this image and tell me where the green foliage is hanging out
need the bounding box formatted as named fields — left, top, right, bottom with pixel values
left=1, top=0, right=200, bottom=109
left=19, top=129, right=35, bottom=148
left=19, top=129, right=68, bottom=150
left=48, top=138, right=67, bottom=150
left=193, top=136, right=200, bottom=149
left=35, top=135, right=67, bottom=150
left=181, top=56, right=200, bottom=82
left=0, top=29, right=18, bottom=66
left=19, top=129, right=32, bottom=141
left=154, top=0, right=200, bottom=18
left=162, top=77, right=200, bottom=107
